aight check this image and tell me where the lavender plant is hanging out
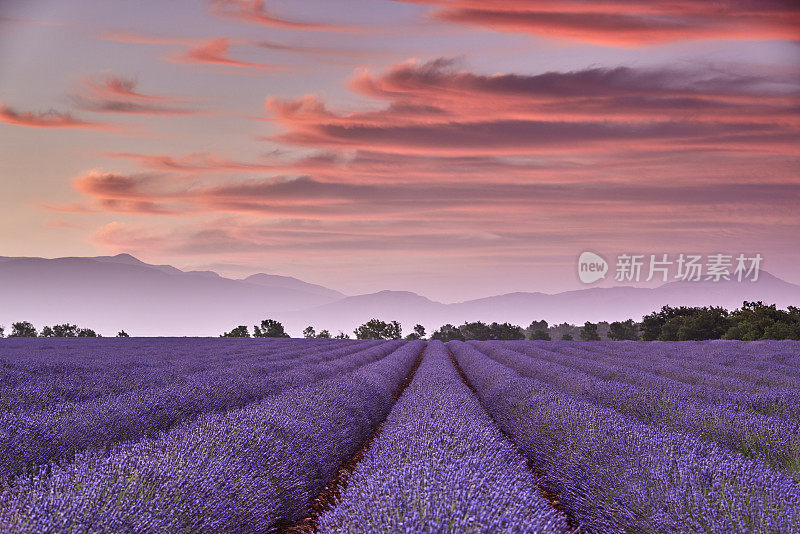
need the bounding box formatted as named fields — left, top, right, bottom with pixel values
left=0, top=341, right=425, bottom=533
left=450, top=341, right=800, bottom=533
left=318, top=341, right=571, bottom=533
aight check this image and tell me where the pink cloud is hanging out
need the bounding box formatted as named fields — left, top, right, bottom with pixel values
left=0, top=102, right=111, bottom=130
left=262, top=60, right=799, bottom=155
left=71, top=75, right=200, bottom=116
left=398, top=0, right=800, bottom=45
left=209, top=0, right=357, bottom=32
left=96, top=30, right=193, bottom=46
left=172, top=37, right=283, bottom=71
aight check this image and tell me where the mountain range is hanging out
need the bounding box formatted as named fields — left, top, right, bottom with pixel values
left=1, top=253, right=798, bottom=337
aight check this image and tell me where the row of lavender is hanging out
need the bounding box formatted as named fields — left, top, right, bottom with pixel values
left=2, top=339, right=797, bottom=532
left=474, top=341, right=800, bottom=472
left=317, top=341, right=570, bottom=533
left=452, top=340, right=800, bottom=533
left=0, top=338, right=371, bottom=408
left=0, top=340, right=425, bottom=532
left=0, top=338, right=397, bottom=482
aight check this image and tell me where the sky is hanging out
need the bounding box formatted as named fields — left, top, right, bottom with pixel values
left=0, top=0, right=798, bottom=302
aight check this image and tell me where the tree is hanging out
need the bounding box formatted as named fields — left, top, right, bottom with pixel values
left=549, top=322, right=580, bottom=341
left=253, top=319, right=290, bottom=338
left=405, top=324, right=426, bottom=340
left=528, top=320, right=548, bottom=332
left=608, top=319, right=640, bottom=341
left=489, top=322, right=525, bottom=340
left=77, top=328, right=99, bottom=337
left=0, top=325, right=4, bottom=337
left=724, top=301, right=800, bottom=340
left=640, top=306, right=695, bottom=341
left=10, top=322, right=37, bottom=337
left=530, top=329, right=551, bottom=341
left=354, top=319, right=402, bottom=340
left=675, top=307, right=728, bottom=340
left=334, top=331, right=350, bottom=339
left=580, top=321, right=601, bottom=341
left=53, top=324, right=79, bottom=337
left=222, top=325, right=250, bottom=338
left=459, top=321, right=491, bottom=341
left=430, top=324, right=465, bottom=342
left=561, top=333, right=574, bottom=340
left=40, top=326, right=55, bottom=337
left=117, top=330, right=130, bottom=337
left=643, top=306, right=729, bottom=341
left=303, top=326, right=316, bottom=339
left=316, top=329, right=331, bottom=339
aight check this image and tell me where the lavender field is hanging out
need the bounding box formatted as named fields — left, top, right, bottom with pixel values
left=0, top=338, right=798, bottom=533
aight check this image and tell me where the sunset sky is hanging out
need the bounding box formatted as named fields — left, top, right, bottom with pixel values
left=1, top=0, right=798, bottom=301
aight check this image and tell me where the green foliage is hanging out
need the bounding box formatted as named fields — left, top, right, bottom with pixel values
left=724, top=301, right=800, bottom=340
left=640, top=306, right=695, bottom=340
left=580, top=321, right=601, bottom=341
left=674, top=307, right=729, bottom=341
left=561, top=333, right=574, bottom=340
left=253, top=319, right=290, bottom=338
left=333, top=331, right=350, bottom=339
left=316, top=329, right=331, bottom=339
left=10, top=322, right=37, bottom=337
left=405, top=324, right=426, bottom=340
left=637, top=302, right=798, bottom=341
left=608, top=319, right=640, bottom=341
left=530, top=329, right=551, bottom=341
left=222, top=325, right=250, bottom=338
left=354, top=319, right=402, bottom=340
left=117, top=330, right=130, bottom=337
left=430, top=324, right=465, bottom=342
left=641, top=305, right=729, bottom=341
left=40, top=326, right=55, bottom=337
left=0, top=325, right=4, bottom=337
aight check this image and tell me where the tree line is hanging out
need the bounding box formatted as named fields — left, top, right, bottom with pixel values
left=220, top=301, right=800, bottom=341
left=0, top=321, right=125, bottom=338
left=2, top=301, right=796, bottom=340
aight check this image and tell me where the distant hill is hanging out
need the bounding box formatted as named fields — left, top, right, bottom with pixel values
left=1, top=254, right=797, bottom=337
left=242, top=273, right=345, bottom=300
left=0, top=254, right=342, bottom=336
